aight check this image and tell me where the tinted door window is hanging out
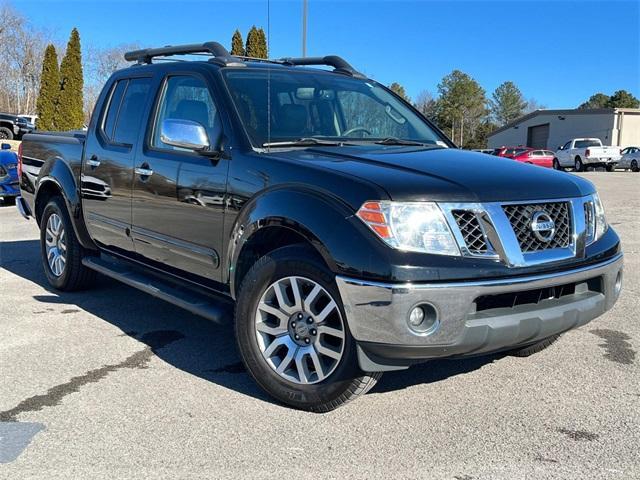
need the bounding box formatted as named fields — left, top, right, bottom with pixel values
left=113, top=78, right=152, bottom=145
left=152, top=76, right=219, bottom=151
left=102, top=80, right=127, bottom=140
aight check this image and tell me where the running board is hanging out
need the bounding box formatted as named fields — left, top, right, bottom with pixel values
left=82, top=256, right=230, bottom=324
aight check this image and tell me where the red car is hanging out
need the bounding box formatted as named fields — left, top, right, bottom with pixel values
left=493, top=146, right=530, bottom=158
left=511, top=149, right=555, bottom=168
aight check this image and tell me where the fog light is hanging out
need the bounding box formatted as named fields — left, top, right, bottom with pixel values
left=409, top=307, right=425, bottom=327
left=615, top=270, right=623, bottom=296
left=407, top=303, right=439, bottom=335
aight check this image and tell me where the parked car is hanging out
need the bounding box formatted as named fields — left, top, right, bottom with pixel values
left=19, top=114, right=38, bottom=126
left=0, top=143, right=20, bottom=203
left=494, top=146, right=530, bottom=158
left=511, top=149, right=555, bottom=168
left=554, top=138, right=621, bottom=171
left=618, top=146, right=639, bottom=172
left=15, top=41, right=624, bottom=412
left=0, top=112, right=33, bottom=140
left=471, top=148, right=494, bottom=155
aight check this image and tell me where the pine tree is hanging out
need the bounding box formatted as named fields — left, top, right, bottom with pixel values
left=56, top=28, right=84, bottom=131
left=607, top=90, right=640, bottom=108
left=36, top=44, right=59, bottom=131
left=389, top=82, right=410, bottom=102
left=256, top=27, right=268, bottom=58
left=490, top=81, right=527, bottom=126
left=578, top=93, right=610, bottom=109
left=245, top=26, right=260, bottom=58
left=231, top=29, right=245, bottom=56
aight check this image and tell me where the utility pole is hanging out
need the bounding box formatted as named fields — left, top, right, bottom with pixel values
left=302, top=0, right=308, bottom=57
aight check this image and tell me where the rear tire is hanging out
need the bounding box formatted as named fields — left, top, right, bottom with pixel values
left=235, top=244, right=381, bottom=412
left=605, top=164, right=615, bottom=172
left=40, top=196, right=96, bottom=291
left=574, top=157, right=584, bottom=172
left=631, top=160, right=639, bottom=172
left=508, top=334, right=561, bottom=357
left=0, top=126, right=13, bottom=140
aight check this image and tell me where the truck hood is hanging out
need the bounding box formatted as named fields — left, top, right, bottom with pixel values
left=280, top=146, right=596, bottom=202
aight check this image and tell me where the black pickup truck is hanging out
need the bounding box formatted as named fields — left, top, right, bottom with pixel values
left=16, top=42, right=623, bottom=411
left=0, top=112, right=33, bottom=140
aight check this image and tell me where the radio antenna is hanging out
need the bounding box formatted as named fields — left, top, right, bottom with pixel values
left=266, top=0, right=271, bottom=152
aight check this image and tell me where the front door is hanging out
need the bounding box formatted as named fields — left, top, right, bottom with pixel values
left=82, top=76, right=153, bottom=254
left=131, top=74, right=228, bottom=282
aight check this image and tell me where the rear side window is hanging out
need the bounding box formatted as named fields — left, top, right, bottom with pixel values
left=113, top=78, right=151, bottom=145
left=102, top=80, right=127, bottom=140
left=101, top=78, right=151, bottom=146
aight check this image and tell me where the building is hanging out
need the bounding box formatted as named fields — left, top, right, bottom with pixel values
left=488, top=108, right=640, bottom=150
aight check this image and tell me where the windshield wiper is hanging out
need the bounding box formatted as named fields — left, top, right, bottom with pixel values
left=372, top=137, right=433, bottom=146
left=262, top=137, right=354, bottom=148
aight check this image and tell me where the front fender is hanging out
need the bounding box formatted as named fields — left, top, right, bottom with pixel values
left=36, top=157, right=95, bottom=249
left=226, top=186, right=393, bottom=297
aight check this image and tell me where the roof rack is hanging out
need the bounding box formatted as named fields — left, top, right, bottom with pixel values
left=278, top=56, right=365, bottom=78
left=124, top=42, right=244, bottom=67
left=123, top=42, right=365, bottom=78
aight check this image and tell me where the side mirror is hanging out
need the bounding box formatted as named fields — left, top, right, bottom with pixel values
left=557, top=145, right=563, bottom=150
left=1, top=143, right=11, bottom=150
left=160, top=119, right=210, bottom=152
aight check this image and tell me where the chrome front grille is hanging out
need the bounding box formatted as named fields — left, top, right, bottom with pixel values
left=502, top=202, right=572, bottom=252
left=440, top=197, right=589, bottom=268
left=452, top=210, right=488, bottom=254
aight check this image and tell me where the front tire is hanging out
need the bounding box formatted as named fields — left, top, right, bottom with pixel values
left=235, top=244, right=381, bottom=412
left=553, top=159, right=563, bottom=171
left=40, top=196, right=96, bottom=291
left=0, top=126, right=13, bottom=140
left=605, top=164, right=616, bottom=172
left=574, top=157, right=584, bottom=172
left=631, top=160, right=639, bottom=172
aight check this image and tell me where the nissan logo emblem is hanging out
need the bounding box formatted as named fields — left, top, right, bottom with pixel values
left=530, top=211, right=556, bottom=242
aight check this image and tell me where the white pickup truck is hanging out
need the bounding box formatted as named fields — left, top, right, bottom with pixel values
left=554, top=138, right=621, bottom=172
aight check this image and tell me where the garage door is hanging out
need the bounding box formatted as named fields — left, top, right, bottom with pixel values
left=527, top=123, right=550, bottom=148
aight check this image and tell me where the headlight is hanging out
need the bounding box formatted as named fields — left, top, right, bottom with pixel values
left=593, top=192, right=607, bottom=241
left=585, top=193, right=608, bottom=245
left=356, top=201, right=460, bottom=256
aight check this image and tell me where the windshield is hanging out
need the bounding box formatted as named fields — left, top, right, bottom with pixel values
left=222, top=68, right=446, bottom=147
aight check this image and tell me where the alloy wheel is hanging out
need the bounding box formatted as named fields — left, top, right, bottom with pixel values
left=45, top=213, right=67, bottom=277
left=254, top=276, right=346, bottom=384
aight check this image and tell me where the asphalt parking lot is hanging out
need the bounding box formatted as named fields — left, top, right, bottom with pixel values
left=0, top=173, right=638, bottom=479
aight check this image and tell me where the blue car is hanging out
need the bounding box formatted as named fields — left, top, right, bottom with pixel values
left=0, top=143, right=20, bottom=203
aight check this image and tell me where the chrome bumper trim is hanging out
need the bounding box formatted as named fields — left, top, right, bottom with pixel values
left=15, top=196, right=31, bottom=219
left=336, top=253, right=623, bottom=348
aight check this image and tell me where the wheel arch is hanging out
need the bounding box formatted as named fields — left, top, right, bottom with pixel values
left=34, top=157, right=96, bottom=250
left=227, top=187, right=383, bottom=299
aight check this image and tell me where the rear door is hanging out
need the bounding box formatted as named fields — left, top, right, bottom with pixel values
left=82, top=76, right=152, bottom=253
left=131, top=73, right=229, bottom=282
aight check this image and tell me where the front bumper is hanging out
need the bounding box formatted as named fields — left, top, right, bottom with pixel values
left=0, top=180, right=20, bottom=198
left=336, top=253, right=624, bottom=371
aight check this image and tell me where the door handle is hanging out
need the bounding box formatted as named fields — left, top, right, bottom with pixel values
left=86, top=155, right=100, bottom=168
left=135, top=166, right=154, bottom=177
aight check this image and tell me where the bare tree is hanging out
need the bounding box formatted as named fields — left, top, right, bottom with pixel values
left=414, top=90, right=438, bottom=121
left=83, top=43, right=139, bottom=122
left=524, top=97, right=546, bottom=113
left=0, top=3, right=49, bottom=114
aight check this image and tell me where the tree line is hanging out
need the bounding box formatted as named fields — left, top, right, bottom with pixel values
left=4, top=0, right=637, bottom=142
